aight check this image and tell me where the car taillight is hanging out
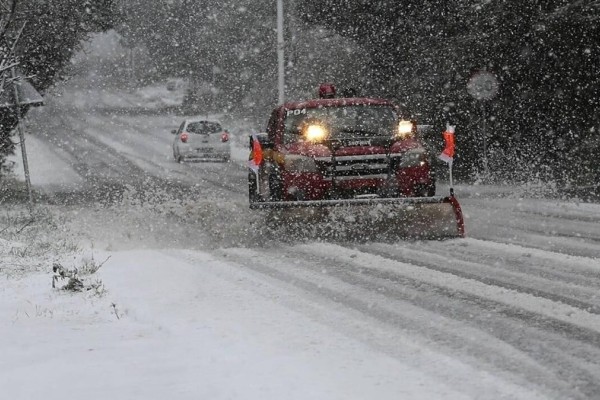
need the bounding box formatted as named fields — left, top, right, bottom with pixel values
left=180, top=132, right=189, bottom=143
left=221, top=132, right=229, bottom=142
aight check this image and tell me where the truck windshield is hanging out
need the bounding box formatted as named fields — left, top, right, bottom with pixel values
left=283, top=105, right=398, bottom=144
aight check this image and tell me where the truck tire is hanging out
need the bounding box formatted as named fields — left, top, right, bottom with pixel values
left=426, top=183, right=436, bottom=197
left=248, top=173, right=260, bottom=203
left=415, top=182, right=436, bottom=197
left=268, top=170, right=283, bottom=201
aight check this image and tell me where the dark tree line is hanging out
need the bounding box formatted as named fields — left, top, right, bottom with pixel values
left=300, top=1, right=600, bottom=190
left=0, top=0, right=116, bottom=174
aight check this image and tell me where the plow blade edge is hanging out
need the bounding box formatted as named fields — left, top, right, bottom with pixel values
left=251, top=196, right=465, bottom=239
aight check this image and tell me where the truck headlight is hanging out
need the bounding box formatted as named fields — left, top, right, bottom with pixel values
left=399, top=149, right=428, bottom=168
left=304, top=124, right=329, bottom=142
left=284, top=154, right=318, bottom=172
left=397, top=120, right=414, bottom=139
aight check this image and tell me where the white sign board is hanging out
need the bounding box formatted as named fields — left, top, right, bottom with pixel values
left=467, top=71, right=499, bottom=101
left=0, top=77, right=44, bottom=108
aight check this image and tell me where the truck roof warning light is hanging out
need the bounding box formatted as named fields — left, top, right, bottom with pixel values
left=318, top=83, right=336, bottom=99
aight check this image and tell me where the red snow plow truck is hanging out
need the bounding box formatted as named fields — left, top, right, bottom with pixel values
left=248, top=84, right=465, bottom=239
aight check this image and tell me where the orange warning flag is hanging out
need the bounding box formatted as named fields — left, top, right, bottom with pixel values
left=439, top=125, right=455, bottom=164
left=249, top=134, right=263, bottom=170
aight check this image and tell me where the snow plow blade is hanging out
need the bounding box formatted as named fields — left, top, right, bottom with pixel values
left=251, top=195, right=465, bottom=240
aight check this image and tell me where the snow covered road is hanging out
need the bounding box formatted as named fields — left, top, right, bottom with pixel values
left=3, top=92, right=600, bottom=399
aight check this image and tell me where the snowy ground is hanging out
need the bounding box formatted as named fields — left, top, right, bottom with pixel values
left=3, top=248, right=480, bottom=400
left=3, top=72, right=600, bottom=399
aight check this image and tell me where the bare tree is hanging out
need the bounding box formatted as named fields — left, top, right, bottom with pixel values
left=0, top=0, right=20, bottom=175
left=0, top=0, right=17, bottom=38
left=0, top=0, right=19, bottom=88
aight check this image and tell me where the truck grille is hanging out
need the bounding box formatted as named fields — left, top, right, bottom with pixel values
left=314, top=154, right=395, bottom=180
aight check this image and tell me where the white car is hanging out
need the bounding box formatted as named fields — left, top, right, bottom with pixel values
left=172, top=119, right=231, bottom=162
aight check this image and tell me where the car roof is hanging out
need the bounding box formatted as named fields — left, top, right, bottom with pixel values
left=280, top=97, right=396, bottom=111
left=185, top=119, right=221, bottom=124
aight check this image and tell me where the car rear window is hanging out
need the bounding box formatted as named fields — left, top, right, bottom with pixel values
left=186, top=121, right=222, bottom=134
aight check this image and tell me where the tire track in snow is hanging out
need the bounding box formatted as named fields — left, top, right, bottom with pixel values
left=478, top=214, right=600, bottom=243
left=464, top=198, right=600, bottom=257
left=468, top=224, right=600, bottom=259
left=80, top=113, right=247, bottom=195
left=167, top=248, right=555, bottom=400
left=29, top=106, right=248, bottom=207
left=288, top=242, right=600, bottom=399
left=300, top=243, right=600, bottom=334
left=400, top=238, right=600, bottom=281
left=355, top=240, right=600, bottom=313
left=467, top=198, right=600, bottom=224
left=202, top=245, right=599, bottom=399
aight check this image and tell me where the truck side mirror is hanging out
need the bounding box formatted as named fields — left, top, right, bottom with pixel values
left=261, top=139, right=274, bottom=149
left=171, top=129, right=177, bottom=135
left=249, top=133, right=274, bottom=149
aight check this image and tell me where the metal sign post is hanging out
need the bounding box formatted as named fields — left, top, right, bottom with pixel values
left=11, top=67, right=33, bottom=212
left=467, top=71, right=498, bottom=181
left=1, top=68, right=44, bottom=213
left=481, top=102, right=488, bottom=177
left=277, top=0, right=285, bottom=105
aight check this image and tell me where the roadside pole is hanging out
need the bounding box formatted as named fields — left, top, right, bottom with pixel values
left=277, top=0, right=285, bottom=105
left=482, top=102, right=488, bottom=178
left=11, top=67, right=34, bottom=213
